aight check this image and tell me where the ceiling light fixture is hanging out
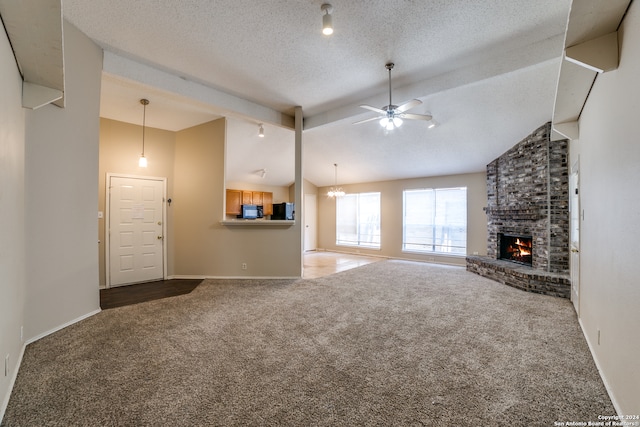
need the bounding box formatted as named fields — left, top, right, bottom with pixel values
left=327, top=163, right=345, bottom=198
left=355, top=63, right=433, bottom=130
left=380, top=116, right=403, bottom=130
left=138, top=98, right=149, bottom=168
left=321, top=3, right=333, bottom=35
left=258, top=123, right=265, bottom=138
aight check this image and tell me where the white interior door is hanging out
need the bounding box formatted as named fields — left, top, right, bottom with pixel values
left=108, top=175, right=165, bottom=287
left=570, top=162, right=580, bottom=315
left=304, top=194, right=317, bottom=252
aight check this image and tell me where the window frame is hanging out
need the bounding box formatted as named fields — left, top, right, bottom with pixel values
left=335, top=192, right=381, bottom=250
left=402, top=187, right=467, bottom=255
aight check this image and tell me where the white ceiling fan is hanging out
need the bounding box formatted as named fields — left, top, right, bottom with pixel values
left=354, top=62, right=433, bottom=130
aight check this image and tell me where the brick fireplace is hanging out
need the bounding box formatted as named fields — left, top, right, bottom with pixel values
left=467, top=122, right=571, bottom=298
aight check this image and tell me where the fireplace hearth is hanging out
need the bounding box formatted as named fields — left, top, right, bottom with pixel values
left=499, top=234, right=532, bottom=266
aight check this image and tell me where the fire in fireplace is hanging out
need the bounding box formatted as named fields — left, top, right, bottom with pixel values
left=499, top=233, right=533, bottom=266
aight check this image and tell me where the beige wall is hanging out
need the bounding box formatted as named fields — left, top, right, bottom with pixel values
left=571, top=1, right=640, bottom=415
left=24, top=21, right=102, bottom=339
left=317, top=172, right=487, bottom=265
left=173, top=118, right=302, bottom=278
left=98, top=118, right=177, bottom=288
left=0, top=14, right=26, bottom=417
left=99, top=117, right=303, bottom=282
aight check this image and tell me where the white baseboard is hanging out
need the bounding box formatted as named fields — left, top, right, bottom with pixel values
left=25, top=308, right=102, bottom=345
left=171, top=275, right=301, bottom=280
left=577, top=317, right=623, bottom=417
left=2, top=308, right=101, bottom=423
left=0, top=342, right=26, bottom=424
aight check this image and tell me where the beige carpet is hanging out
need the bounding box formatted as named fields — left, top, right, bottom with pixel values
left=1, top=260, right=614, bottom=426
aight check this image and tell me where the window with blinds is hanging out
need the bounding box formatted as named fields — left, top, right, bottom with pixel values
left=402, top=187, right=467, bottom=254
left=336, top=192, right=381, bottom=249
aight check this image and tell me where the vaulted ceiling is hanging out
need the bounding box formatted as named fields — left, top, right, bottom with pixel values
left=61, top=0, right=573, bottom=187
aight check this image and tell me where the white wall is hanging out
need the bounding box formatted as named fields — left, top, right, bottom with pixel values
left=573, top=1, right=640, bottom=415
left=0, top=16, right=26, bottom=420
left=24, top=21, right=102, bottom=339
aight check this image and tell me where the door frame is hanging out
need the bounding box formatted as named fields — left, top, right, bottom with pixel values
left=569, top=160, right=580, bottom=315
left=105, top=173, right=168, bottom=288
left=304, top=193, right=318, bottom=252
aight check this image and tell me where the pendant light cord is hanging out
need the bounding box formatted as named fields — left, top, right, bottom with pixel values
left=140, top=99, right=149, bottom=156
left=388, top=67, right=392, bottom=107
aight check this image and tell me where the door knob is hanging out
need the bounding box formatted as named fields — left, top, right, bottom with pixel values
left=571, top=248, right=579, bottom=253
left=157, top=236, right=163, bottom=240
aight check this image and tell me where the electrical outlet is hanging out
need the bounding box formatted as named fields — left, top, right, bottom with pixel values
left=242, top=263, right=247, bottom=270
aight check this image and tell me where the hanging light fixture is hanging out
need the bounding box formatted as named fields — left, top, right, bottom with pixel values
left=327, top=163, right=345, bottom=197
left=321, top=3, right=333, bottom=35
left=258, top=123, right=265, bottom=138
left=138, top=98, right=149, bottom=167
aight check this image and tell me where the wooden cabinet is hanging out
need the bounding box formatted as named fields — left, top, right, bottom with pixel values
left=242, top=191, right=252, bottom=205
left=226, top=190, right=242, bottom=215
left=262, top=192, right=273, bottom=215
left=252, top=191, right=263, bottom=206
left=226, top=189, right=274, bottom=216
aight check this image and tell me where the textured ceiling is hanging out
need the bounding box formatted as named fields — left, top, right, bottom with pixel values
left=63, top=0, right=572, bottom=187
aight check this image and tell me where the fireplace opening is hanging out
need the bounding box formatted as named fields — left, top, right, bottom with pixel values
left=499, top=233, right=533, bottom=266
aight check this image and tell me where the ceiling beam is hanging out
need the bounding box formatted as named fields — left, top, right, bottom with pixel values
left=304, top=34, right=565, bottom=130
left=552, top=0, right=631, bottom=140
left=103, top=52, right=294, bottom=130
left=0, top=0, right=65, bottom=108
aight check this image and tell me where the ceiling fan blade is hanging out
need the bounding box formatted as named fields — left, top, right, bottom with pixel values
left=396, top=98, right=422, bottom=112
left=359, top=104, right=386, bottom=114
left=353, top=116, right=382, bottom=125
left=401, top=112, right=433, bottom=121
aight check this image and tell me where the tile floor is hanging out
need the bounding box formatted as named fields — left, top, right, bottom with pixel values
left=303, top=251, right=382, bottom=279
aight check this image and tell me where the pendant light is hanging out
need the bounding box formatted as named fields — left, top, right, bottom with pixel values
left=258, top=123, right=265, bottom=138
left=138, top=98, right=149, bottom=167
left=327, top=163, right=345, bottom=197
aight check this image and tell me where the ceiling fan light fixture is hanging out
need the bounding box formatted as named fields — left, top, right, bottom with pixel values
left=380, top=117, right=401, bottom=130
left=355, top=63, right=433, bottom=130
left=385, top=119, right=395, bottom=131
left=321, top=3, right=333, bottom=35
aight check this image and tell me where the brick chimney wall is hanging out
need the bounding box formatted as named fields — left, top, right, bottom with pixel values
left=484, top=122, right=569, bottom=273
